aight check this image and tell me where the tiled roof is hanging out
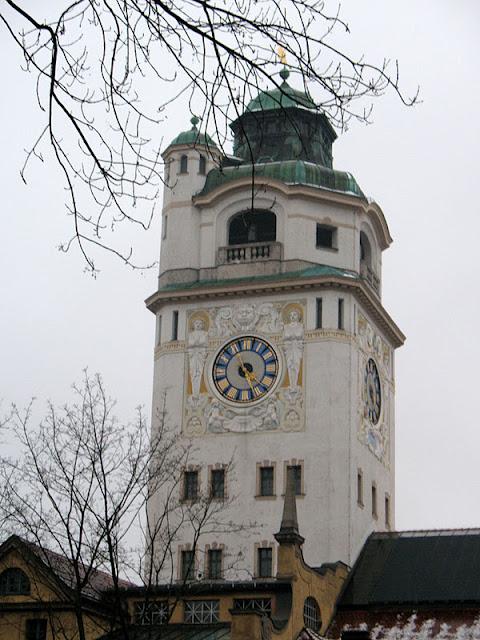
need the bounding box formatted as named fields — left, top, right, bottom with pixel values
left=338, top=529, right=480, bottom=607
left=0, top=535, right=135, bottom=602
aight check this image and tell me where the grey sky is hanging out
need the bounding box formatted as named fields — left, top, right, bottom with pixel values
left=1, top=1, right=479, bottom=531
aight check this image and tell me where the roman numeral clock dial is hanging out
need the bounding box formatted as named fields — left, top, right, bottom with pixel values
left=212, top=336, right=280, bottom=404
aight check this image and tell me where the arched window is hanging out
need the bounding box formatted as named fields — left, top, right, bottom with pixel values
left=303, top=597, right=321, bottom=632
left=180, top=154, right=188, bottom=174
left=199, top=154, right=206, bottom=175
left=360, top=231, right=372, bottom=269
left=0, top=568, right=30, bottom=596
left=228, top=210, right=276, bottom=246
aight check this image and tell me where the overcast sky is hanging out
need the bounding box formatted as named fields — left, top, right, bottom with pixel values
left=1, top=1, right=479, bottom=532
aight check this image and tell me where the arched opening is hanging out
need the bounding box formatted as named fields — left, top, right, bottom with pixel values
left=360, top=231, right=372, bottom=270
left=180, top=154, right=188, bottom=174
left=0, top=568, right=30, bottom=596
left=199, top=154, right=206, bottom=175
left=228, top=210, right=276, bottom=246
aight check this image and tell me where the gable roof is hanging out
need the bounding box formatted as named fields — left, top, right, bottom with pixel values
left=0, top=535, right=135, bottom=602
left=338, top=529, right=480, bottom=608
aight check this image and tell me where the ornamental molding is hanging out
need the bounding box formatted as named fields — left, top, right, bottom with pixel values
left=146, top=276, right=405, bottom=349
left=182, top=301, right=307, bottom=437
left=154, top=341, right=186, bottom=359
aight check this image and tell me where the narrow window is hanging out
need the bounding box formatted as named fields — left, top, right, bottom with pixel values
left=156, top=314, right=162, bottom=346
left=172, top=310, right=179, bottom=341
left=210, top=469, right=225, bottom=499
left=315, top=298, right=323, bottom=329
left=181, top=550, right=195, bottom=581
left=165, top=159, right=171, bottom=184
left=207, top=549, right=222, bottom=579
left=385, top=494, right=391, bottom=529
left=372, top=483, right=377, bottom=519
left=162, top=214, right=168, bottom=240
left=180, top=154, right=188, bottom=173
left=183, top=470, right=198, bottom=501
left=199, top=154, right=206, bottom=175
left=338, top=298, right=344, bottom=330
left=259, top=467, right=274, bottom=496
left=257, top=548, right=272, bottom=578
left=357, top=470, right=363, bottom=506
left=316, top=224, right=336, bottom=249
left=286, top=465, right=302, bottom=496
left=26, top=620, right=47, bottom=640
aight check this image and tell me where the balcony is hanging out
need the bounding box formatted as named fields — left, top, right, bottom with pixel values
left=217, top=241, right=283, bottom=266
left=360, top=262, right=380, bottom=294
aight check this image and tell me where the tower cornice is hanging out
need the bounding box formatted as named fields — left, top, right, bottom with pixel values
left=145, top=271, right=405, bottom=348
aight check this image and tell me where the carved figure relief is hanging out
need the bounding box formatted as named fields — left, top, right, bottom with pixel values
left=356, top=311, right=392, bottom=465
left=282, top=305, right=304, bottom=388
left=187, top=316, right=208, bottom=399
left=183, top=301, right=305, bottom=436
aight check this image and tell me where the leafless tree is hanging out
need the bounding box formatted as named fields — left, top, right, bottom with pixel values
left=0, top=372, right=246, bottom=639
left=1, top=1, right=418, bottom=273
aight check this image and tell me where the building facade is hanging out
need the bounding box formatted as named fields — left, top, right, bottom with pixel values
left=146, top=71, right=405, bottom=581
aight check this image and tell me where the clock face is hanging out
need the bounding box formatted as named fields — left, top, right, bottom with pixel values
left=365, top=358, right=381, bottom=424
left=212, top=336, right=279, bottom=404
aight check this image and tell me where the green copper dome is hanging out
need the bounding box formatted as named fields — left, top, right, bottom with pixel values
left=197, top=160, right=364, bottom=198
left=168, top=116, right=217, bottom=148
left=246, top=70, right=316, bottom=113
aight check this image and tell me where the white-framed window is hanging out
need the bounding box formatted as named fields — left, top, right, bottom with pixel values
left=184, top=600, right=220, bottom=624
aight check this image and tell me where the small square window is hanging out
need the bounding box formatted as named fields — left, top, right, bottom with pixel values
left=207, top=549, right=222, bottom=579
left=259, top=467, right=274, bottom=496
left=257, top=548, right=272, bottom=578
left=25, top=619, right=47, bottom=640
left=211, top=469, right=225, bottom=499
left=181, top=550, right=195, bottom=581
left=183, top=471, right=198, bottom=501
left=316, top=224, right=337, bottom=249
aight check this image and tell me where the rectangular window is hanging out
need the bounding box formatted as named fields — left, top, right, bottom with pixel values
left=372, top=483, right=377, bottom=519
left=162, top=214, right=168, bottom=240
left=156, top=314, right=162, bottom=346
left=199, top=154, right=206, bottom=175
left=357, top=470, right=363, bottom=506
left=316, top=224, right=336, bottom=249
left=385, top=494, right=391, bottom=529
left=172, top=310, right=179, bottom=341
left=233, top=598, right=272, bottom=615
left=286, top=465, right=302, bottom=496
left=207, top=549, right=222, bottom=580
left=134, top=601, right=169, bottom=625
left=315, top=298, right=323, bottom=329
left=210, top=469, right=225, bottom=499
left=184, top=600, right=219, bottom=624
left=183, top=470, right=198, bottom=501
left=181, top=550, right=195, bottom=581
left=25, top=620, right=47, bottom=640
left=257, top=548, right=273, bottom=578
left=259, top=466, right=274, bottom=497
left=338, top=298, right=344, bottom=330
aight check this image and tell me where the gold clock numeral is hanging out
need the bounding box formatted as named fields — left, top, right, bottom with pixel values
left=266, top=363, right=276, bottom=373
left=217, top=378, right=229, bottom=391
left=240, top=390, right=250, bottom=402
left=226, top=387, right=238, bottom=400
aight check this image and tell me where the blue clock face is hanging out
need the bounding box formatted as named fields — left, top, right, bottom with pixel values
left=365, top=358, right=381, bottom=424
left=212, top=336, right=279, bottom=404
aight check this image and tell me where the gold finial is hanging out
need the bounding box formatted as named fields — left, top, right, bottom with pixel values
left=277, top=46, right=287, bottom=65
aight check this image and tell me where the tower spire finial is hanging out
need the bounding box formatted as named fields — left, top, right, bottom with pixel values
left=274, top=468, right=305, bottom=546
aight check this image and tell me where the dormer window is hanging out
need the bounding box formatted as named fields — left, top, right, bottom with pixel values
left=316, top=224, right=337, bottom=249
left=228, top=210, right=276, bottom=245
left=0, top=568, right=30, bottom=595
left=199, top=154, right=206, bottom=175
left=180, top=154, right=188, bottom=174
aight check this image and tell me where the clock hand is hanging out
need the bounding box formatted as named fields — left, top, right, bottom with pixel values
left=236, top=353, right=256, bottom=393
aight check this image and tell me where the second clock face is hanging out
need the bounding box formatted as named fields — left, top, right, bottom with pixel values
left=365, top=358, right=382, bottom=424
left=212, top=336, right=279, bottom=404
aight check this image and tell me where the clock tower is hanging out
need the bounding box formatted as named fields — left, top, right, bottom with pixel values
left=146, top=73, right=404, bottom=581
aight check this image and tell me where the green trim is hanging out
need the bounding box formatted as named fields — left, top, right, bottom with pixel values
left=159, top=264, right=359, bottom=293
left=198, top=160, right=364, bottom=198
left=168, top=127, right=217, bottom=148
left=246, top=81, right=317, bottom=112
